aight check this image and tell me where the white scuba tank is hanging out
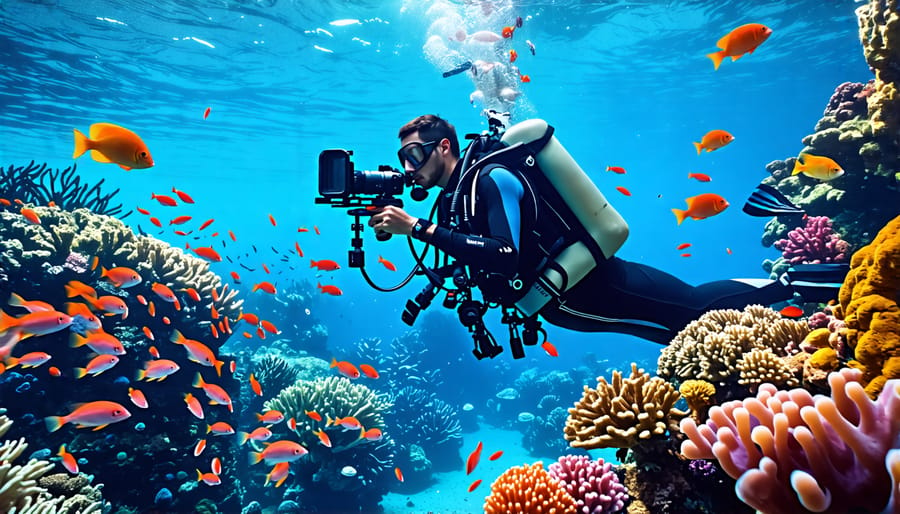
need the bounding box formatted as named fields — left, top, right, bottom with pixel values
left=499, top=119, right=630, bottom=316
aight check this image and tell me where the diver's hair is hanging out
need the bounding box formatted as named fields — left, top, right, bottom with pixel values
left=398, top=114, right=460, bottom=158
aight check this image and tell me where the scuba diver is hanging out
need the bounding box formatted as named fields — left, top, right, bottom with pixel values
left=368, top=113, right=847, bottom=345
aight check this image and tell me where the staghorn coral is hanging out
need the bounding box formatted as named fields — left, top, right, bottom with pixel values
left=658, top=305, right=809, bottom=393
left=678, top=379, right=716, bottom=422
left=0, top=414, right=103, bottom=513
left=547, top=455, right=628, bottom=513
left=0, top=161, right=127, bottom=217
left=251, top=354, right=301, bottom=398
left=834, top=214, right=900, bottom=398
left=483, top=462, right=578, bottom=514
left=564, top=363, right=687, bottom=450
left=774, top=216, right=850, bottom=264
left=680, top=368, right=900, bottom=514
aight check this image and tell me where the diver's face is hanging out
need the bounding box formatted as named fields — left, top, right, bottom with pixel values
left=399, top=132, right=446, bottom=189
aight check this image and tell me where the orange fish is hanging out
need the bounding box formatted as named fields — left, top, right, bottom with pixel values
left=192, top=246, right=222, bottom=262
left=265, top=462, right=290, bottom=488
left=194, top=438, right=207, bottom=457
left=780, top=305, right=803, bottom=318
left=151, top=282, right=177, bottom=304
left=240, top=312, right=260, bottom=325
left=606, top=166, right=627, bottom=174
left=294, top=242, right=304, bottom=257
left=509, top=49, right=518, bottom=62
left=0, top=198, right=10, bottom=206
left=203, top=107, right=211, bottom=119
left=256, top=410, right=285, bottom=424
left=150, top=193, right=178, bottom=206
left=615, top=186, right=632, bottom=197
left=488, top=450, right=503, bottom=461
left=688, top=172, right=712, bottom=182
left=44, top=400, right=132, bottom=432
left=229, top=360, right=236, bottom=374
left=314, top=225, right=320, bottom=235
left=136, top=359, right=180, bottom=381
left=72, top=123, right=154, bottom=170
left=672, top=193, right=729, bottom=225
left=249, top=440, right=308, bottom=465
left=170, top=329, right=225, bottom=376
left=185, top=393, right=205, bottom=419
left=330, top=357, right=360, bottom=379
left=193, top=372, right=233, bottom=412
left=466, top=441, right=483, bottom=475
left=360, top=427, right=383, bottom=441
left=305, top=410, right=322, bottom=422
left=8, top=292, right=54, bottom=313
left=142, top=326, right=155, bottom=341
left=0, top=309, right=73, bottom=340
left=63, top=302, right=103, bottom=329
left=228, top=230, right=236, bottom=241
left=252, top=281, right=276, bottom=294
left=268, top=213, right=277, bottom=226
left=196, top=469, right=221, bottom=486
left=468, top=479, right=482, bottom=492
left=313, top=428, right=332, bottom=448
left=328, top=415, right=362, bottom=431
left=20, top=207, right=41, bottom=225
left=317, top=283, right=343, bottom=296
left=693, top=130, right=734, bottom=154
left=48, top=366, right=62, bottom=377
left=211, top=457, right=222, bottom=476
left=502, top=26, right=514, bottom=38
left=101, top=266, right=142, bottom=288
left=310, top=259, right=340, bottom=271
left=70, top=330, right=125, bottom=355
left=184, top=288, right=201, bottom=302
left=169, top=215, right=192, bottom=225
left=230, top=271, right=241, bottom=282
left=394, top=467, right=404, bottom=482
left=359, top=363, right=379, bottom=379
left=148, top=345, right=160, bottom=358
left=73, top=354, right=120, bottom=378
left=249, top=373, right=262, bottom=396
left=239, top=427, right=274, bottom=445
left=171, top=187, right=195, bottom=204
left=707, top=23, right=773, bottom=70
left=149, top=216, right=162, bottom=227
left=208, top=422, right=236, bottom=436
left=288, top=417, right=298, bottom=431
left=541, top=341, right=558, bottom=357
left=520, top=74, right=531, bottom=83
left=377, top=256, right=396, bottom=271
left=260, top=320, right=278, bottom=334
left=262, top=263, right=270, bottom=274
left=676, top=243, right=692, bottom=250
left=128, top=387, right=149, bottom=409
left=58, top=445, right=79, bottom=474
left=6, top=351, right=52, bottom=369
left=681, top=253, right=692, bottom=257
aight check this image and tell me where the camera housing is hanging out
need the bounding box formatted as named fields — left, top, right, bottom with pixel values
left=318, top=149, right=406, bottom=200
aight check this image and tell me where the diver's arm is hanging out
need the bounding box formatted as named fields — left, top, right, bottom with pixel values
left=423, top=168, right=522, bottom=275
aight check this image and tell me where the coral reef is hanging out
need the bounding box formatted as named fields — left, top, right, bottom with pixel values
left=678, top=379, right=716, bottom=422
left=262, top=376, right=395, bottom=511
left=680, top=368, right=900, bottom=513
left=857, top=0, right=900, bottom=145
left=773, top=216, right=850, bottom=264
left=547, top=455, right=628, bottom=513
left=0, top=414, right=104, bottom=513
left=522, top=406, right=573, bottom=459
left=483, top=462, right=578, bottom=514
left=833, top=213, right=900, bottom=397
left=0, top=161, right=127, bottom=217
left=564, top=363, right=687, bottom=450
left=387, top=386, right=462, bottom=473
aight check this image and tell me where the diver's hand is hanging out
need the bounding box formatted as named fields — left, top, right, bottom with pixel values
left=368, top=205, right=417, bottom=236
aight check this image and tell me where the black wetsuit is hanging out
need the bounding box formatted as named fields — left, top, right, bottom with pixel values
left=420, top=161, right=827, bottom=344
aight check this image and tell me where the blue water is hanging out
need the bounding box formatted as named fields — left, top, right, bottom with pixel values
left=0, top=0, right=875, bottom=512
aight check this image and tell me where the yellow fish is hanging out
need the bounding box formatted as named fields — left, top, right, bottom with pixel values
left=792, top=153, right=844, bottom=181
left=73, top=122, right=154, bottom=170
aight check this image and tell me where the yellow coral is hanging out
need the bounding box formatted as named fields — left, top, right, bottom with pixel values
left=483, top=462, right=577, bottom=514
left=564, top=363, right=686, bottom=450
left=835, top=214, right=900, bottom=397
left=804, top=327, right=832, bottom=349
left=857, top=0, right=900, bottom=142
left=737, top=348, right=800, bottom=391
left=809, top=348, right=840, bottom=372
left=679, top=379, right=716, bottom=422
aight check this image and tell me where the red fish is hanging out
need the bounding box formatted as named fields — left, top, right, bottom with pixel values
left=330, top=357, right=360, bottom=379
left=359, top=363, right=379, bottom=379
left=615, top=186, right=632, bottom=197
left=45, top=400, right=131, bottom=432
left=59, top=445, right=79, bottom=474
left=780, top=305, right=803, bottom=318
left=305, top=410, right=322, bottom=422
left=20, top=207, right=41, bottom=225
left=726, top=247, right=733, bottom=255
left=361, top=427, right=383, bottom=441
left=317, top=283, right=343, bottom=296
left=681, top=253, right=692, bottom=257
left=196, top=469, right=221, bottom=486
left=509, top=49, right=518, bottom=62
left=265, top=462, right=290, bottom=488
left=676, top=243, right=692, bottom=250
left=194, top=439, right=207, bottom=457
left=488, top=450, right=503, bottom=461
left=185, top=393, right=205, bottom=419
left=151, top=193, right=178, bottom=207
left=101, top=266, right=142, bottom=288
left=252, top=281, right=277, bottom=294
left=169, top=215, right=192, bottom=225
left=240, top=312, right=260, bottom=325
left=192, top=245, right=222, bottom=262
left=378, top=256, right=396, bottom=271
left=249, top=440, right=308, bottom=465
left=249, top=373, right=262, bottom=396
left=520, top=74, right=531, bottom=83
left=541, top=340, right=558, bottom=357
left=207, top=421, right=235, bottom=436
left=211, top=457, right=222, bottom=476
left=294, top=242, right=304, bottom=257
left=228, top=230, right=236, bottom=241
left=230, top=271, right=241, bottom=282
left=268, top=213, right=277, bottom=226
left=468, top=479, right=482, bottom=493
left=149, top=216, right=162, bottom=227
left=257, top=410, right=285, bottom=424
left=394, top=467, right=404, bottom=482
left=313, top=428, right=332, bottom=448
left=151, top=282, right=177, bottom=303
left=136, top=206, right=150, bottom=215
left=203, top=107, right=211, bottom=119
left=672, top=193, right=729, bottom=225
left=502, top=26, right=514, bottom=38
left=262, top=263, right=270, bottom=274
left=688, top=172, right=712, bottom=182
left=606, top=166, right=627, bottom=174
left=707, top=23, right=773, bottom=70
left=260, top=320, right=279, bottom=334
left=310, top=259, right=340, bottom=271
left=466, top=441, right=483, bottom=475
left=199, top=219, right=214, bottom=230
left=314, top=225, right=320, bottom=235
left=171, top=329, right=225, bottom=376
left=184, top=288, right=201, bottom=302
left=128, top=387, right=149, bottom=409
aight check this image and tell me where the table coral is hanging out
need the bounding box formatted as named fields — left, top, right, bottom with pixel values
left=680, top=368, right=900, bottom=514
left=483, top=462, right=578, bottom=514
left=564, top=363, right=687, bottom=450
left=774, top=216, right=850, bottom=264
left=547, top=455, right=628, bottom=513
left=833, top=214, right=900, bottom=398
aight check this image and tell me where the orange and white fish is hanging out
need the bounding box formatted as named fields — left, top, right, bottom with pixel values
left=185, top=393, right=205, bottom=419
left=184, top=288, right=201, bottom=302
left=305, top=410, right=322, bottom=422
left=82, top=295, right=129, bottom=318
left=0, top=309, right=73, bottom=341
left=265, top=462, right=290, bottom=488
left=207, top=421, right=235, bottom=436
left=394, top=467, right=404, bottom=482
left=327, top=415, right=362, bottom=431
left=72, top=122, right=154, bottom=170
left=211, top=457, right=222, bottom=476
left=360, top=427, right=383, bottom=442
left=136, top=359, right=180, bottom=381
left=45, top=400, right=132, bottom=432
left=313, top=428, right=332, bottom=448
left=358, top=364, right=379, bottom=379
left=193, top=372, right=233, bottom=412
left=101, top=266, right=142, bottom=288
left=672, top=193, right=730, bottom=225
left=70, top=330, right=126, bottom=355
left=541, top=340, right=559, bottom=357
left=707, top=23, right=773, bottom=70
left=256, top=410, right=285, bottom=425
left=196, top=469, right=221, bottom=486
left=194, top=439, right=207, bottom=457
left=330, top=358, right=360, bottom=379
left=151, top=282, right=178, bottom=304
left=64, top=302, right=103, bottom=330
left=58, top=444, right=79, bottom=474
left=128, top=387, right=149, bottom=409
left=74, top=354, right=120, bottom=378
left=7, top=292, right=54, bottom=312
left=792, top=153, right=844, bottom=181
left=6, top=351, right=52, bottom=369
left=693, top=130, right=734, bottom=154
left=170, top=329, right=225, bottom=376
left=20, top=207, right=41, bottom=225
left=64, top=280, right=97, bottom=299
left=249, top=440, right=308, bottom=465
left=238, top=427, right=274, bottom=445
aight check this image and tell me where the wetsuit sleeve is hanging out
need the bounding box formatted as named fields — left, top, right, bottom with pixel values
left=428, top=168, right=523, bottom=276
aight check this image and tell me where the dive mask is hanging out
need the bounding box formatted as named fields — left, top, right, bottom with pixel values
left=397, top=140, right=439, bottom=170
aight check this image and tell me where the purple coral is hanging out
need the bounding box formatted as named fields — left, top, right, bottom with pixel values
left=548, top=455, right=628, bottom=513
left=680, top=368, right=900, bottom=513
left=774, top=216, right=850, bottom=264
left=824, top=81, right=870, bottom=121
left=62, top=251, right=89, bottom=273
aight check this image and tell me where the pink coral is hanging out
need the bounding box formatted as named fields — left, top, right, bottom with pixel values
left=547, top=455, right=628, bottom=513
left=680, top=368, right=900, bottom=513
left=774, top=216, right=850, bottom=264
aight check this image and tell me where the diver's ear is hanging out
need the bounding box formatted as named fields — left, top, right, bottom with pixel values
left=439, top=137, right=451, bottom=154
